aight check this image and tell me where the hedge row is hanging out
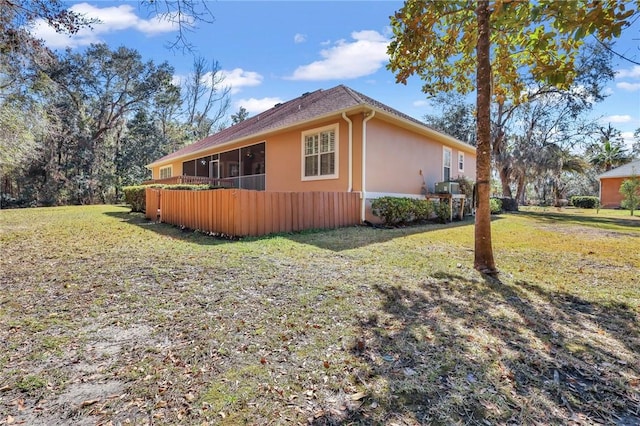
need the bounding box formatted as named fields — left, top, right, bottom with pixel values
left=371, top=196, right=435, bottom=224
left=122, top=184, right=222, bottom=213
left=570, top=195, right=599, bottom=209
left=370, top=196, right=459, bottom=225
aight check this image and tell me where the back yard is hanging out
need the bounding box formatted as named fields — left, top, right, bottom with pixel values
left=0, top=205, right=638, bottom=425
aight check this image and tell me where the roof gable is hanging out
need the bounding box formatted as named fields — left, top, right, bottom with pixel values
left=149, top=84, right=474, bottom=166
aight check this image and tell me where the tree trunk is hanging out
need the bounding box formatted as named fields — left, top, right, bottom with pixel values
left=474, top=0, right=497, bottom=274
left=499, top=165, right=513, bottom=198
left=515, top=175, right=526, bottom=205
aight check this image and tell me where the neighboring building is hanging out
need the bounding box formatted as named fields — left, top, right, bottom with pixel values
left=146, top=85, right=476, bottom=221
left=598, top=159, right=640, bottom=208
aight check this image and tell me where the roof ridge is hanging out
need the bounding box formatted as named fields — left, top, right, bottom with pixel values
left=340, top=85, right=367, bottom=105
left=148, top=84, right=473, bottom=167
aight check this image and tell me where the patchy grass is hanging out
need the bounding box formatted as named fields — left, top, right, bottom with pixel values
left=0, top=205, right=638, bottom=425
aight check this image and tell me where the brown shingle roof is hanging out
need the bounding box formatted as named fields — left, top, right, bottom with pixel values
left=149, top=84, right=471, bottom=166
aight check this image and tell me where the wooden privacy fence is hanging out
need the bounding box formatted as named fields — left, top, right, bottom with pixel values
left=145, top=188, right=362, bottom=237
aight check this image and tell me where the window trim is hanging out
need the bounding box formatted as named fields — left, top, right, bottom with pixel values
left=301, top=123, right=339, bottom=181
left=159, top=165, right=172, bottom=179
left=443, top=146, right=452, bottom=181
left=458, top=152, right=464, bottom=173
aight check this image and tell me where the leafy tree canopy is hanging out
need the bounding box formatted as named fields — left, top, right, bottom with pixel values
left=388, top=0, right=636, bottom=105
left=388, top=0, right=638, bottom=273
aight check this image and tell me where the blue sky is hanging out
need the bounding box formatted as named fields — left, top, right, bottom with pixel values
left=31, top=1, right=640, bottom=149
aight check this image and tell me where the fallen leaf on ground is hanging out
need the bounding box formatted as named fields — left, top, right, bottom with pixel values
left=350, top=392, right=367, bottom=401
left=80, top=399, right=100, bottom=408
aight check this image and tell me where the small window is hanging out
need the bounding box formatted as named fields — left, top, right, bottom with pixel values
left=443, top=147, right=452, bottom=181
left=302, top=125, right=338, bottom=180
left=159, top=166, right=172, bottom=179
left=458, top=152, right=464, bottom=172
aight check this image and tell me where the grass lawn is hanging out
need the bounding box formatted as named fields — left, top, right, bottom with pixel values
left=0, top=205, right=638, bottom=425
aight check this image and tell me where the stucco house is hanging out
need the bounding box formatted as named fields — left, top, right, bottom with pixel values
left=146, top=85, right=476, bottom=221
left=598, top=159, right=640, bottom=208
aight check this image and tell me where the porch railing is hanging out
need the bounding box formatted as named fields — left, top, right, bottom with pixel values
left=143, top=174, right=265, bottom=191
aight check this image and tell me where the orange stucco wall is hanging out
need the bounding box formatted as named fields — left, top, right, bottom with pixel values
left=365, top=118, right=476, bottom=195
left=149, top=112, right=478, bottom=222
left=266, top=117, right=352, bottom=192
left=600, top=177, right=625, bottom=208
left=150, top=114, right=358, bottom=192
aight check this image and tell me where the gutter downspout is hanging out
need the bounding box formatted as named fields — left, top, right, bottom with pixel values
left=342, top=112, right=353, bottom=192
left=361, top=110, right=375, bottom=222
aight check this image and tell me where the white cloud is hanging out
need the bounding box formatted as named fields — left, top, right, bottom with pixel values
left=171, top=75, right=184, bottom=86
left=220, top=69, right=263, bottom=94
left=615, top=65, right=640, bottom=79
left=601, top=114, right=633, bottom=123
left=287, top=30, right=389, bottom=81
left=29, top=2, right=181, bottom=49
left=135, top=14, right=184, bottom=35
left=235, top=97, right=284, bottom=114
left=413, top=100, right=428, bottom=107
left=616, top=82, right=640, bottom=91
left=294, top=33, right=307, bottom=44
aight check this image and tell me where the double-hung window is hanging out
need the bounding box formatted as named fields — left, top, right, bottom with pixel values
left=443, top=147, right=452, bottom=181
left=302, top=125, right=338, bottom=180
left=159, top=166, right=172, bottom=179
left=458, top=152, right=464, bottom=173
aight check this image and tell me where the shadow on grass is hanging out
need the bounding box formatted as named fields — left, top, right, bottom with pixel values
left=105, top=208, right=498, bottom=252
left=517, top=210, right=640, bottom=232
left=312, top=273, right=640, bottom=425
left=285, top=216, right=486, bottom=252
left=103, top=210, right=232, bottom=246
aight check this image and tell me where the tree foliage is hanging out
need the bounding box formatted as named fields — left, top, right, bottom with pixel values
left=231, top=106, right=249, bottom=125
left=587, top=124, right=632, bottom=172
left=35, top=44, right=176, bottom=203
left=0, top=1, right=230, bottom=206
left=620, top=174, right=640, bottom=215
left=388, top=0, right=638, bottom=273
left=0, top=0, right=93, bottom=96
left=423, top=93, right=476, bottom=145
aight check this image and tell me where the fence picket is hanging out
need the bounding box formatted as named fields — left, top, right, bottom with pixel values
left=146, top=189, right=361, bottom=238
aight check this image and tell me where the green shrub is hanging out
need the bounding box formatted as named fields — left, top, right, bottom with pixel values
left=490, top=198, right=502, bottom=214
left=123, top=185, right=147, bottom=213
left=371, top=197, right=434, bottom=225
left=620, top=175, right=640, bottom=215
left=123, top=184, right=221, bottom=213
left=371, top=197, right=412, bottom=224
left=435, top=200, right=451, bottom=223
left=413, top=198, right=434, bottom=221
left=570, top=196, right=599, bottom=209
left=162, top=184, right=215, bottom=191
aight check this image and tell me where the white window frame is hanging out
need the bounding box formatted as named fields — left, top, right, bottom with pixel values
left=458, top=152, right=465, bottom=173
left=301, top=124, right=339, bottom=181
left=159, top=166, right=172, bottom=179
left=443, top=147, right=452, bottom=181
